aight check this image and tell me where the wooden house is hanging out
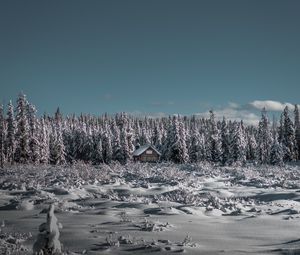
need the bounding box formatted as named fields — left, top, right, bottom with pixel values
left=133, top=144, right=161, bottom=163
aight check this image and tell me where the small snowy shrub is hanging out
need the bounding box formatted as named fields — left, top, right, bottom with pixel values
left=33, top=204, right=62, bottom=255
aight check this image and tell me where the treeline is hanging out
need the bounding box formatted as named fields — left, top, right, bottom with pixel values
left=0, top=93, right=299, bottom=167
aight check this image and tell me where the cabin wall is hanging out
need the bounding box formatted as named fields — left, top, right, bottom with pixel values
left=140, top=154, right=159, bottom=162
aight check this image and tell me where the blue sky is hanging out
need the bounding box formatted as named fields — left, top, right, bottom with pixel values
left=0, top=0, right=299, bottom=124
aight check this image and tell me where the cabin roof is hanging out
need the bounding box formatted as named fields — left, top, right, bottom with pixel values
left=132, top=144, right=161, bottom=156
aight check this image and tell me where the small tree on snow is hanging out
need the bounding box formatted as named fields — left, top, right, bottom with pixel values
left=33, top=204, right=62, bottom=255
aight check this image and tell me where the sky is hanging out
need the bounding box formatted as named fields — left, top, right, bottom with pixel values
left=0, top=0, right=299, bottom=124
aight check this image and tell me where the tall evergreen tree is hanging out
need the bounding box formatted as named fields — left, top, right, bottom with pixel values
left=282, top=106, right=296, bottom=161
left=245, top=130, right=257, bottom=161
left=15, top=93, right=30, bottom=163
left=111, top=120, right=122, bottom=162
left=270, top=136, right=283, bottom=166
left=294, top=104, right=300, bottom=160
left=6, top=101, right=15, bottom=163
left=120, top=126, right=131, bottom=164
left=256, top=108, right=272, bottom=164
left=27, top=103, right=40, bottom=163
left=220, top=118, right=230, bottom=165
left=0, top=105, right=6, bottom=168
left=152, top=122, right=162, bottom=150
left=139, top=125, right=150, bottom=145
left=229, top=122, right=246, bottom=165
left=189, top=124, right=205, bottom=162
left=92, top=132, right=103, bottom=164
left=102, top=123, right=113, bottom=164
left=39, top=118, right=50, bottom=164
left=165, top=116, right=189, bottom=163
left=208, top=111, right=221, bottom=163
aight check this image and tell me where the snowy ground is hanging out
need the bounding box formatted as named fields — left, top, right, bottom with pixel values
left=0, top=162, right=300, bottom=254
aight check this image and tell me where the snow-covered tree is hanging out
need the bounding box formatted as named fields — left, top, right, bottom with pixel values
left=207, top=111, right=221, bottom=163
left=256, top=108, right=273, bottom=164
left=229, top=122, right=246, bottom=165
left=33, top=204, right=62, bottom=254
left=178, top=117, right=189, bottom=163
left=189, top=124, right=205, bottom=162
left=282, top=106, right=296, bottom=161
left=39, top=118, right=50, bottom=164
left=27, top=103, right=40, bottom=164
left=102, top=123, right=113, bottom=164
left=294, top=104, right=300, bottom=160
left=245, top=130, right=257, bottom=161
left=165, top=115, right=189, bottom=163
left=139, top=124, right=150, bottom=146
left=220, top=118, right=230, bottom=165
left=152, top=122, right=163, bottom=150
left=0, top=105, right=6, bottom=168
left=270, top=136, right=284, bottom=166
left=6, top=100, right=15, bottom=164
left=50, top=120, right=66, bottom=165
left=120, top=126, right=131, bottom=164
left=15, top=93, right=30, bottom=163
left=92, top=132, right=103, bottom=164
left=111, top=120, right=122, bottom=162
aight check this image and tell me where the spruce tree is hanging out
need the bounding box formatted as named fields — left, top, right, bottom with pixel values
left=270, top=136, right=283, bottom=165
left=152, top=122, right=162, bottom=150
left=294, top=104, right=300, bottom=160
left=245, top=130, right=257, bottom=161
left=139, top=125, right=150, bottom=145
left=208, top=111, right=221, bottom=163
left=27, top=103, right=40, bottom=163
left=111, top=120, right=122, bottom=162
left=92, top=132, right=103, bottom=164
left=256, top=108, right=272, bottom=164
left=189, top=124, right=205, bottom=162
left=102, top=123, right=113, bottom=164
left=120, top=126, right=131, bottom=164
left=6, top=101, right=15, bottom=164
left=50, top=119, right=66, bottom=165
left=15, top=93, right=30, bottom=163
left=220, top=118, right=230, bottom=165
left=39, top=118, right=50, bottom=164
left=282, top=106, right=296, bottom=161
left=229, top=122, right=246, bottom=165
left=166, top=115, right=189, bottom=163
left=0, top=105, right=6, bottom=168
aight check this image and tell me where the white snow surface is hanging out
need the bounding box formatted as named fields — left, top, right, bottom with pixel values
left=0, top=162, right=300, bottom=254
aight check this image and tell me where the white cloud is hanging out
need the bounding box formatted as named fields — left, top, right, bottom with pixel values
left=130, top=100, right=298, bottom=126
left=195, top=106, right=260, bottom=126
left=249, top=100, right=295, bottom=111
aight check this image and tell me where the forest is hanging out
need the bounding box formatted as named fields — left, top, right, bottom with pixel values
left=0, top=93, right=299, bottom=167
